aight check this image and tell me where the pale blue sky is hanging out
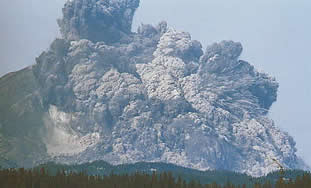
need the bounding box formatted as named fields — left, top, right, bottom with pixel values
left=0, top=0, right=310, bottom=166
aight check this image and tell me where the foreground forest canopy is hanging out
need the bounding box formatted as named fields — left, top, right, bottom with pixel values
left=0, top=167, right=311, bottom=188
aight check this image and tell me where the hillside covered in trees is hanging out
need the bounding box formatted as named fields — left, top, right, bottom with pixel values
left=1, top=161, right=310, bottom=188
left=0, top=166, right=311, bottom=188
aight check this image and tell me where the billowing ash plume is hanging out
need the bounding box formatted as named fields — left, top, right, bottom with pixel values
left=58, top=0, right=140, bottom=43
left=0, top=0, right=308, bottom=177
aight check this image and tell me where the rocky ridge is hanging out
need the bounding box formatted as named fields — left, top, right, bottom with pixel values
left=0, top=0, right=307, bottom=176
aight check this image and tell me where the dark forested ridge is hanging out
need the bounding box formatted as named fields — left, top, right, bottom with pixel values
left=0, top=161, right=310, bottom=188
left=0, top=166, right=311, bottom=188
left=34, top=161, right=251, bottom=185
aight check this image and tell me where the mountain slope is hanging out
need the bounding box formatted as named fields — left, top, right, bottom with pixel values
left=0, top=0, right=307, bottom=176
left=0, top=67, right=46, bottom=167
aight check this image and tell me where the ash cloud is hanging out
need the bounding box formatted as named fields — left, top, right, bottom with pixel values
left=32, top=0, right=304, bottom=176
left=58, top=0, right=140, bottom=43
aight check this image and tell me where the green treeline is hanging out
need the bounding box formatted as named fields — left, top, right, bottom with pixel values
left=0, top=167, right=311, bottom=188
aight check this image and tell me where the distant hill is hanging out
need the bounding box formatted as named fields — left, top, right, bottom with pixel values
left=34, top=161, right=308, bottom=186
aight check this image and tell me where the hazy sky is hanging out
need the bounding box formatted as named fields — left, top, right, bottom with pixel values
left=0, top=0, right=310, bottom=166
